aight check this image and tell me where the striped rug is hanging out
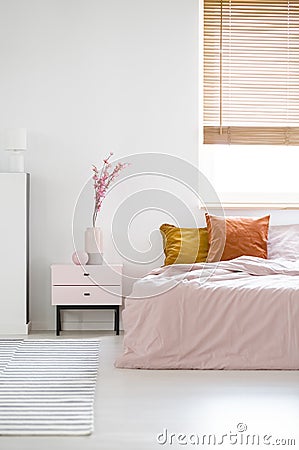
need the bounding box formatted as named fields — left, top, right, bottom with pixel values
left=0, top=339, right=100, bottom=435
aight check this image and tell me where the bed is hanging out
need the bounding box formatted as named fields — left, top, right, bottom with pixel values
left=115, top=256, right=299, bottom=370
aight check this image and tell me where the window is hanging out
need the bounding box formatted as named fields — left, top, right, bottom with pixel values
left=204, top=0, right=299, bottom=145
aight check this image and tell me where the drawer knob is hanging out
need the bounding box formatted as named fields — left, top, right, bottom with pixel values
left=83, top=273, right=90, bottom=277
left=83, top=292, right=91, bottom=296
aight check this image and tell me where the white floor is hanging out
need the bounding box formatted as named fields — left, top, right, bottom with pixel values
left=0, top=331, right=299, bottom=450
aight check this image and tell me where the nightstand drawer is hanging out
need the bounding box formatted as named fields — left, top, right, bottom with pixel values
left=52, top=285, right=122, bottom=305
left=51, top=265, right=122, bottom=286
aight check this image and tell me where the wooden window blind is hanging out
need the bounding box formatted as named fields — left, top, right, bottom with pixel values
left=204, top=0, right=299, bottom=145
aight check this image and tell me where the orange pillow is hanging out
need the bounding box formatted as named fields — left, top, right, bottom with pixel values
left=205, top=214, right=270, bottom=262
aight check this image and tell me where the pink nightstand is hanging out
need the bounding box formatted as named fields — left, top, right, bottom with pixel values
left=51, top=264, right=123, bottom=335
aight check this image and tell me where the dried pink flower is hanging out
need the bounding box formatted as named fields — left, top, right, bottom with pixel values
left=92, top=153, right=129, bottom=227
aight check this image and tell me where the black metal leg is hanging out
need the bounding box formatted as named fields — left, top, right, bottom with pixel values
left=115, top=306, right=119, bottom=335
left=55, top=305, right=119, bottom=335
left=56, top=306, right=61, bottom=336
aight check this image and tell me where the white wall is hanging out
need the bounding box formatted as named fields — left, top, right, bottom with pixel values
left=0, top=0, right=199, bottom=330
left=1, top=0, right=298, bottom=332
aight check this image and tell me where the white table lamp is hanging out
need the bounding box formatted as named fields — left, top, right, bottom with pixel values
left=4, top=128, right=27, bottom=172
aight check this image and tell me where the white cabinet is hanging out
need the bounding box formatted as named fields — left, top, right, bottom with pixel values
left=0, top=173, right=29, bottom=334
left=51, top=264, right=122, bottom=335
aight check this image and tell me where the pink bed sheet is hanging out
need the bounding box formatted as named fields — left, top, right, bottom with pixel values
left=115, top=257, right=299, bottom=369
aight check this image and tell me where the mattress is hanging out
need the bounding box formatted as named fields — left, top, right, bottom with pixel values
left=115, top=256, right=299, bottom=369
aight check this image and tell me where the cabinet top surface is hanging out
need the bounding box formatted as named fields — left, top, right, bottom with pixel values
left=51, top=264, right=123, bottom=268
left=0, top=172, right=29, bottom=176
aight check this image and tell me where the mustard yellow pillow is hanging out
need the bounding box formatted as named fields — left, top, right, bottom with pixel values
left=160, top=224, right=209, bottom=265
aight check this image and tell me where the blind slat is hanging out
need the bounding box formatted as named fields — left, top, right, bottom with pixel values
left=204, top=0, right=299, bottom=145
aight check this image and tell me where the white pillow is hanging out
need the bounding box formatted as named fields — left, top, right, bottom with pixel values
left=268, top=224, right=299, bottom=261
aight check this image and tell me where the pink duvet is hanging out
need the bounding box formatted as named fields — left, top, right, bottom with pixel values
left=115, top=257, right=299, bottom=369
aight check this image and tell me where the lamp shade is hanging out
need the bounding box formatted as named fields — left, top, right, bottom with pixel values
left=4, top=128, right=27, bottom=150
